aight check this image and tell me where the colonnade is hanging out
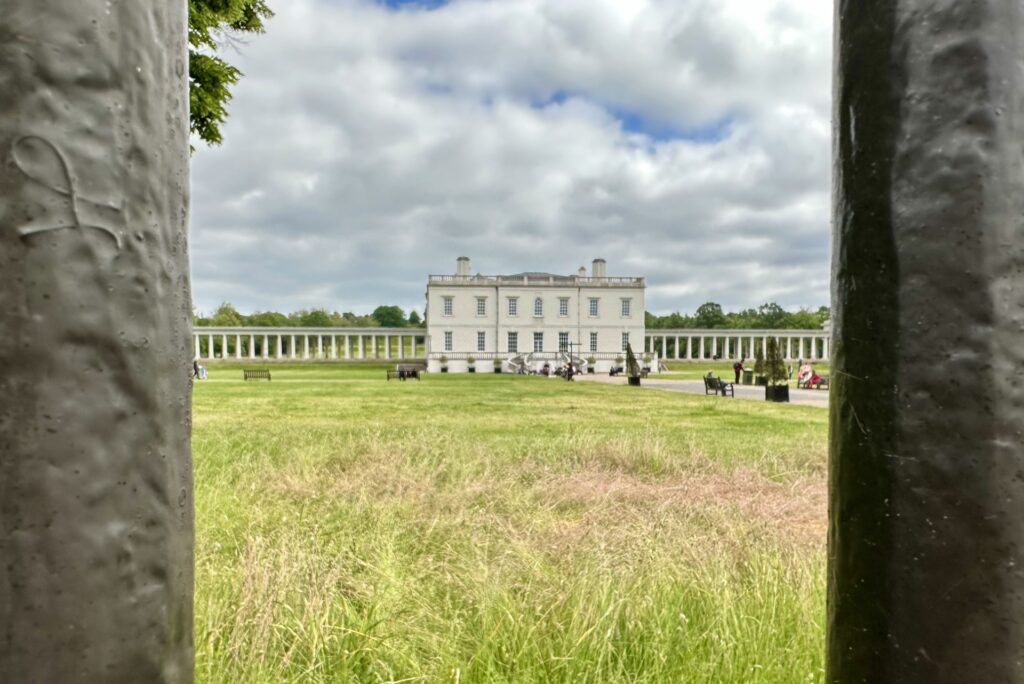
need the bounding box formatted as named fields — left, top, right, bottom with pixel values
left=191, top=327, right=427, bottom=361
left=644, top=329, right=830, bottom=362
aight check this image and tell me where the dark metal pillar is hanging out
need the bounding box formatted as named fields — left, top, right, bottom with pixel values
left=830, top=1, right=1024, bottom=681
left=0, top=1, right=193, bottom=681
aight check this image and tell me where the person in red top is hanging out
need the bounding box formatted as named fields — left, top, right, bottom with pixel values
left=733, top=358, right=744, bottom=384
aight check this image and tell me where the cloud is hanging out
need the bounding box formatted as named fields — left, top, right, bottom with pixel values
left=189, top=0, right=833, bottom=316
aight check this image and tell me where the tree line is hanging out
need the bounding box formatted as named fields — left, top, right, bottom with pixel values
left=195, top=303, right=424, bottom=328
left=198, top=301, right=828, bottom=330
left=646, top=302, right=829, bottom=330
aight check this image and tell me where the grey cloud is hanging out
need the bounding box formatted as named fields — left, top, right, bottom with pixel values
left=189, top=0, right=833, bottom=317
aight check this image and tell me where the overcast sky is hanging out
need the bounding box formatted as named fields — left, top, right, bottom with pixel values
left=189, top=0, right=832, bottom=317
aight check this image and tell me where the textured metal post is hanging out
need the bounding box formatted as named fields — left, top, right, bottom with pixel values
left=0, top=2, right=193, bottom=681
left=830, top=2, right=1024, bottom=681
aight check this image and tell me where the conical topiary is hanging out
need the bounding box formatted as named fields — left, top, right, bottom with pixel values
left=625, top=343, right=641, bottom=378
left=765, top=337, right=788, bottom=385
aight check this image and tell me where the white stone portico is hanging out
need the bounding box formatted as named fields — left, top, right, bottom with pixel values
left=644, top=329, right=831, bottom=363
left=426, top=257, right=647, bottom=373
left=189, top=326, right=427, bottom=361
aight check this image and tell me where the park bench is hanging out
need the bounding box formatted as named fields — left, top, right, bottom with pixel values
left=703, top=376, right=734, bottom=397
left=387, top=364, right=424, bottom=381
left=797, top=374, right=829, bottom=390
left=243, top=369, right=271, bottom=381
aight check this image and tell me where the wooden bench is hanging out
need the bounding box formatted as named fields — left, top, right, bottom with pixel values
left=703, top=376, right=734, bottom=397
left=243, top=369, right=271, bottom=381
left=797, top=374, right=829, bottom=390
left=387, top=364, right=423, bottom=381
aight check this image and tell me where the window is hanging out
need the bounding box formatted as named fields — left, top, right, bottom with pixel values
left=444, top=331, right=453, bottom=352
left=621, top=332, right=630, bottom=351
left=476, top=297, right=487, bottom=317
left=559, top=298, right=569, bottom=317
left=589, top=298, right=599, bottom=317
left=477, top=331, right=486, bottom=352
left=534, top=297, right=543, bottom=317
left=533, top=332, right=543, bottom=352
left=590, top=332, right=598, bottom=353
left=559, top=332, right=569, bottom=352
left=621, top=298, right=631, bottom=317
left=443, top=297, right=453, bottom=317
left=508, top=332, right=518, bottom=353
left=508, top=298, right=518, bottom=317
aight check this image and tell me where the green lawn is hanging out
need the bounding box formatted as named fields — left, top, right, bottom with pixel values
left=193, top=364, right=827, bottom=683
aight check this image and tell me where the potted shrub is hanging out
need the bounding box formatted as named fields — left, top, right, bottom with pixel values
left=494, top=359, right=502, bottom=374
left=467, top=356, right=476, bottom=373
left=625, top=343, right=642, bottom=386
left=440, top=355, right=449, bottom=373
left=586, top=356, right=596, bottom=374
left=611, top=355, right=625, bottom=377
left=764, top=338, right=790, bottom=402
left=753, top=344, right=767, bottom=386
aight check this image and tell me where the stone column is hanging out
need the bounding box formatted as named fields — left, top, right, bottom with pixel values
left=290, top=335, right=296, bottom=359
left=831, top=3, right=1024, bottom=681
left=331, top=335, right=337, bottom=359
left=371, top=334, right=377, bottom=359
left=0, top=2, right=192, bottom=680
left=303, top=336, right=309, bottom=359
left=262, top=335, right=269, bottom=359
left=233, top=334, right=240, bottom=360
left=358, top=336, right=365, bottom=359
left=317, top=335, right=323, bottom=359
left=345, top=335, right=351, bottom=360
left=221, top=334, right=227, bottom=359
left=698, top=337, right=704, bottom=360
left=711, top=337, right=717, bottom=359
left=276, top=335, right=283, bottom=358
left=385, top=335, right=391, bottom=360
left=194, top=335, right=200, bottom=358
left=823, top=336, right=829, bottom=361
left=207, top=334, right=214, bottom=360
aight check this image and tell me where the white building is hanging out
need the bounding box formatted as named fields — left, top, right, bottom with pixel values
left=426, top=257, right=646, bottom=373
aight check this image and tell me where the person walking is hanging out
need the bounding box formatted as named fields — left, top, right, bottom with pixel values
left=733, top=357, right=744, bottom=384
left=192, top=356, right=201, bottom=379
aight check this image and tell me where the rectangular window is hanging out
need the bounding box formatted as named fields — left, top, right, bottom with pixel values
left=444, top=331, right=453, bottom=352
left=589, top=298, right=599, bottom=317
left=559, top=332, right=569, bottom=352
left=534, top=297, right=543, bottom=317
left=533, top=332, right=543, bottom=353
left=477, top=331, right=486, bottom=352
left=443, top=297, right=453, bottom=317
left=590, top=332, right=598, bottom=353
left=508, top=332, right=518, bottom=353
left=621, top=298, right=631, bottom=317
left=559, top=298, right=569, bottom=317
left=622, top=332, right=630, bottom=351
left=508, top=298, right=518, bottom=317
left=476, top=297, right=486, bottom=317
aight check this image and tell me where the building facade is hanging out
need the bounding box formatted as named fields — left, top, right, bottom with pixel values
left=425, top=257, right=646, bottom=372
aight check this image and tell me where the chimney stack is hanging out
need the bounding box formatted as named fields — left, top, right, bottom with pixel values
left=592, top=258, right=607, bottom=279
left=456, top=256, right=471, bottom=277
left=578, top=266, right=587, bottom=277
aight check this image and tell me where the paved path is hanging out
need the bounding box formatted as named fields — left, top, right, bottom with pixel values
left=577, top=373, right=829, bottom=408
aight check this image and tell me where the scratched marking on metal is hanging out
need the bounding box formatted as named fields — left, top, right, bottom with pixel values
left=12, top=135, right=124, bottom=249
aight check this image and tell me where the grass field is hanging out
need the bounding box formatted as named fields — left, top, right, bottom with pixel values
left=193, top=364, right=828, bottom=683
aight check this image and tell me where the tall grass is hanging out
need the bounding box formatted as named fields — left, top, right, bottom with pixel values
left=193, top=365, right=826, bottom=682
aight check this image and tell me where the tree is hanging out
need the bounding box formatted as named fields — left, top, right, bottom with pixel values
left=753, top=342, right=765, bottom=377
left=757, top=302, right=789, bottom=328
left=189, top=0, right=273, bottom=146
left=625, top=343, right=641, bottom=379
left=297, top=309, right=332, bottom=327
left=407, top=310, right=423, bottom=327
left=372, top=305, right=407, bottom=327
left=694, top=302, right=726, bottom=328
left=210, top=302, right=245, bottom=326
left=765, top=337, right=788, bottom=385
